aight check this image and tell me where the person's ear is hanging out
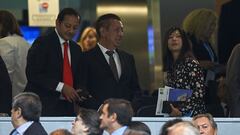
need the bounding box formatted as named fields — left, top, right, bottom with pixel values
left=82, top=125, right=89, bottom=132
left=16, top=107, right=22, bottom=119
left=56, top=19, right=61, bottom=28
left=100, top=27, right=105, bottom=37
left=111, top=113, right=117, bottom=121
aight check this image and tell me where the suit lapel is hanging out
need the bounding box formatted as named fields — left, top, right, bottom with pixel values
left=51, top=31, right=64, bottom=76
left=9, top=129, right=16, bottom=135
left=94, top=46, right=112, bottom=71
left=94, top=46, right=121, bottom=81
left=116, top=49, right=125, bottom=81
left=23, top=122, right=47, bottom=135
left=69, top=40, right=78, bottom=74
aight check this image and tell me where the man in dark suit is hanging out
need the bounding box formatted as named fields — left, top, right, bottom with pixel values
left=10, top=92, right=47, bottom=135
left=226, top=44, right=240, bottom=117
left=218, top=0, right=240, bottom=65
left=82, top=13, right=141, bottom=109
left=25, top=8, right=83, bottom=116
left=0, top=55, right=12, bottom=115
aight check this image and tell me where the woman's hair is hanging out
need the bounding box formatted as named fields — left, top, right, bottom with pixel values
left=0, top=10, right=22, bottom=38
left=79, top=27, right=97, bottom=51
left=182, top=8, right=217, bottom=42
left=162, top=27, right=194, bottom=72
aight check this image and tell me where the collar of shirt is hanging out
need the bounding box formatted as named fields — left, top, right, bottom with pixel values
left=55, top=28, right=71, bottom=62
left=111, top=126, right=127, bottom=135
left=98, top=43, right=117, bottom=54
left=55, top=28, right=69, bottom=45
left=98, top=42, right=117, bottom=64
left=16, top=121, right=34, bottom=135
left=98, top=43, right=122, bottom=77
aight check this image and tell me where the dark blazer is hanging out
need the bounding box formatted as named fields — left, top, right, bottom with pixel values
left=10, top=122, right=47, bottom=135
left=25, top=31, right=84, bottom=116
left=82, top=45, right=141, bottom=109
left=218, top=0, right=240, bottom=64
left=0, top=56, right=12, bottom=115
left=226, top=44, right=240, bottom=117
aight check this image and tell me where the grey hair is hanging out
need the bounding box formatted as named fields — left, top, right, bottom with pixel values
left=168, top=121, right=200, bottom=135
left=192, top=113, right=217, bottom=130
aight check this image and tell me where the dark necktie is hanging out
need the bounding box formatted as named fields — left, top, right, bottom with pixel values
left=63, top=42, right=73, bottom=87
left=106, top=50, right=119, bottom=81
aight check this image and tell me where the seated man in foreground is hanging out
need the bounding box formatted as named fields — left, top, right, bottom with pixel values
left=10, top=92, right=47, bottom=135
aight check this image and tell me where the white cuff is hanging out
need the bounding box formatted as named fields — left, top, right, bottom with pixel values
left=56, top=82, right=64, bottom=92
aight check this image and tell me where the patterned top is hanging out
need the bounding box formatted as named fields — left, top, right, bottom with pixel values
left=166, top=57, right=206, bottom=116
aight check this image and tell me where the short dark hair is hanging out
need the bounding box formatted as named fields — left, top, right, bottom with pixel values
left=124, top=130, right=149, bottom=135
left=77, top=108, right=103, bottom=135
left=12, top=92, right=42, bottom=122
left=0, top=10, right=22, bottom=38
left=57, top=8, right=80, bottom=22
left=160, top=118, right=183, bottom=135
left=95, top=13, right=121, bottom=37
left=102, top=98, right=134, bottom=126
left=127, top=121, right=151, bottom=135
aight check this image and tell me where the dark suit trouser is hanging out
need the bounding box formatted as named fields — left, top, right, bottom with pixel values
left=41, top=97, right=75, bottom=116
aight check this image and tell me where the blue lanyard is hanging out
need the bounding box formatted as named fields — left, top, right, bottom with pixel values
left=203, top=42, right=215, bottom=62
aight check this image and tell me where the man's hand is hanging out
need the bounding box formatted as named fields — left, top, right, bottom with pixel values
left=62, top=84, right=80, bottom=103
left=76, top=89, right=92, bottom=99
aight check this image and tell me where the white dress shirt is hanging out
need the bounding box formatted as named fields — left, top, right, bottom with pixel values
left=55, top=29, right=72, bottom=92
left=0, top=34, right=30, bottom=97
left=111, top=126, right=127, bottom=135
left=12, top=121, right=33, bottom=135
left=98, top=43, right=122, bottom=78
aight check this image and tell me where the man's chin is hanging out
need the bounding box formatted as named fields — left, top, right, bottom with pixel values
left=63, top=36, right=74, bottom=41
left=114, top=43, right=121, bottom=48
left=100, top=125, right=106, bottom=129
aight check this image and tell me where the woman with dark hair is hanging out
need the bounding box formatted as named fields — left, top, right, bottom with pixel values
left=162, top=27, right=206, bottom=117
